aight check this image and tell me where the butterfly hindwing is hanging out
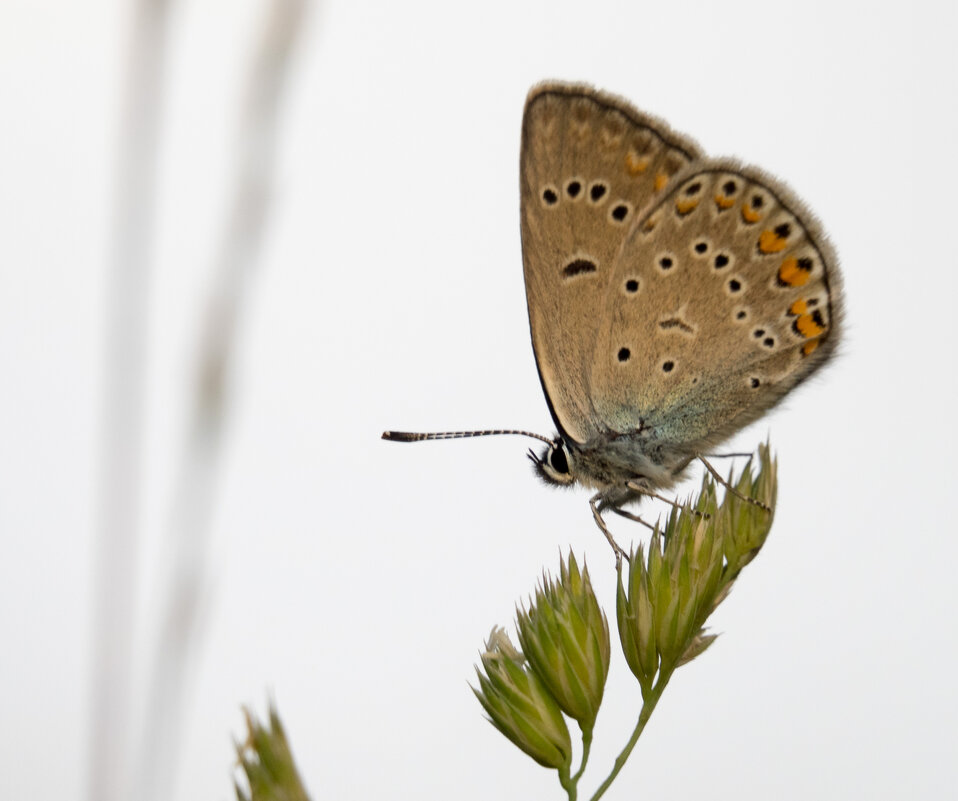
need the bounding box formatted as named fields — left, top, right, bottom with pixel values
left=590, top=161, right=842, bottom=453
left=520, top=83, right=702, bottom=444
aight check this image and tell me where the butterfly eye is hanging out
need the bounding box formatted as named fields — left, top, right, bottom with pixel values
left=532, top=442, right=575, bottom=487
left=549, top=444, right=570, bottom=474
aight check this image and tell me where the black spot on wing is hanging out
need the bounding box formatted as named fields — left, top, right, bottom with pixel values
left=563, top=259, right=597, bottom=278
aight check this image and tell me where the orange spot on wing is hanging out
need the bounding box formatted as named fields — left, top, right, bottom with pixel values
left=741, top=205, right=762, bottom=224
left=778, top=257, right=812, bottom=287
left=795, top=313, right=826, bottom=338
left=759, top=229, right=788, bottom=254
left=654, top=172, right=669, bottom=192
left=675, top=198, right=699, bottom=215
left=625, top=152, right=650, bottom=175
left=715, top=194, right=735, bottom=209
left=788, top=298, right=808, bottom=316
left=802, top=339, right=820, bottom=356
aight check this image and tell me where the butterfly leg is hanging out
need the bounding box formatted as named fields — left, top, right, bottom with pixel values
left=624, top=482, right=710, bottom=519
left=608, top=505, right=655, bottom=530
left=697, top=454, right=772, bottom=512
left=589, top=494, right=629, bottom=563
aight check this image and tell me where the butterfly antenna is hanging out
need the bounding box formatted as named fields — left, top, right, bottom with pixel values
left=382, top=429, right=555, bottom=446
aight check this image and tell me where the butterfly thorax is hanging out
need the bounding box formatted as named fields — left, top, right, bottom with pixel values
left=536, top=432, right=694, bottom=507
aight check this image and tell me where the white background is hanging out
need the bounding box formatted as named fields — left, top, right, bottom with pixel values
left=2, top=1, right=956, bottom=799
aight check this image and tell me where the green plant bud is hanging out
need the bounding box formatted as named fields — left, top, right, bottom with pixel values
left=616, top=548, right=658, bottom=694
left=473, top=627, right=573, bottom=770
left=516, top=552, right=610, bottom=732
left=720, top=445, right=777, bottom=580
left=235, top=703, right=309, bottom=801
left=618, top=445, right=777, bottom=688
left=676, top=630, right=718, bottom=667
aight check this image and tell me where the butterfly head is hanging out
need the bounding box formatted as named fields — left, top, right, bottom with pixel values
left=529, top=439, right=577, bottom=487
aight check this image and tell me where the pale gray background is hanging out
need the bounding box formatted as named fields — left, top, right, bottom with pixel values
left=2, top=1, right=956, bottom=799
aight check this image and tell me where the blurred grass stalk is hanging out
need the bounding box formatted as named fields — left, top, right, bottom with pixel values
left=90, top=3, right=308, bottom=801
left=137, top=2, right=308, bottom=800
left=89, top=2, right=171, bottom=800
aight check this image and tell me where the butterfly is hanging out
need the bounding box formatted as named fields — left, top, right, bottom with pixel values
left=384, top=82, right=841, bottom=554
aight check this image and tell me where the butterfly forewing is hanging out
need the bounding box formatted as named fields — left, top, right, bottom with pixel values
left=590, top=162, right=842, bottom=452
left=519, top=83, right=702, bottom=444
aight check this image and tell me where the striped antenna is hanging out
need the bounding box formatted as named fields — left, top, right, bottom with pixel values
left=382, top=429, right=555, bottom=446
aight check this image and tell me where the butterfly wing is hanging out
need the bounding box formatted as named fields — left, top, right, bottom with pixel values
left=520, top=83, right=702, bottom=444
left=589, top=161, right=842, bottom=455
